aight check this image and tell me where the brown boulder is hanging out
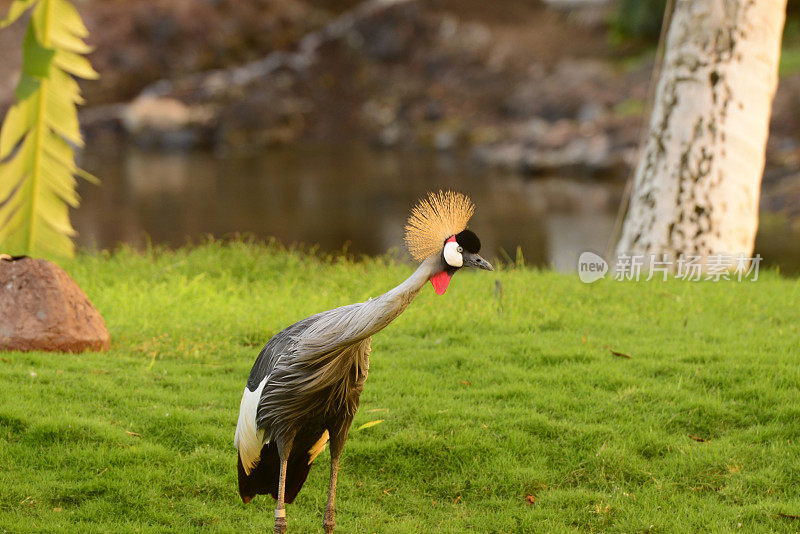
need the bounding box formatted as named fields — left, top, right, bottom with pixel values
left=0, top=257, right=111, bottom=353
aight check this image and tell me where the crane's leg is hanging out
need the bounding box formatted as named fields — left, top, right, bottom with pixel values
left=323, top=422, right=351, bottom=534
left=274, top=436, right=294, bottom=534
left=323, top=452, right=340, bottom=534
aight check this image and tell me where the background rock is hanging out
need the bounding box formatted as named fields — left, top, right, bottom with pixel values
left=0, top=258, right=110, bottom=353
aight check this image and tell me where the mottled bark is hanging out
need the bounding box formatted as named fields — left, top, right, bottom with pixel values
left=616, top=0, right=786, bottom=264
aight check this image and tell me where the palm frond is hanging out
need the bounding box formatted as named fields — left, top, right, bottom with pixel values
left=0, top=0, right=98, bottom=259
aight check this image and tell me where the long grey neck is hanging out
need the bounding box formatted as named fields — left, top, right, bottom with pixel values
left=384, top=254, right=441, bottom=300
left=294, top=255, right=443, bottom=355
left=354, top=254, right=442, bottom=338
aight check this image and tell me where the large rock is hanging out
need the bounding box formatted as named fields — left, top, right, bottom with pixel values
left=0, top=257, right=110, bottom=353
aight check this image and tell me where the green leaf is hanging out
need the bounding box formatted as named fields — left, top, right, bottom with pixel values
left=54, top=49, right=98, bottom=79
left=43, top=134, right=77, bottom=173
left=45, top=71, right=82, bottom=146
left=52, top=0, right=86, bottom=36
left=51, top=0, right=89, bottom=41
left=30, top=0, right=50, bottom=46
left=0, top=137, right=33, bottom=198
left=33, top=0, right=91, bottom=54
left=0, top=97, right=33, bottom=159
left=21, top=24, right=54, bottom=78
left=0, top=0, right=37, bottom=29
left=0, top=0, right=98, bottom=259
left=14, top=72, right=40, bottom=101
left=74, top=166, right=98, bottom=185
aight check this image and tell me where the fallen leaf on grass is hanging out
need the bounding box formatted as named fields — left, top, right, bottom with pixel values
left=458, top=380, right=471, bottom=386
left=1, top=358, right=8, bottom=363
left=525, top=494, right=536, bottom=505
left=592, top=503, right=611, bottom=514
left=356, top=420, right=383, bottom=431
left=53, top=507, right=62, bottom=512
left=581, top=329, right=589, bottom=343
left=454, top=495, right=461, bottom=504
left=778, top=512, right=800, bottom=520
left=687, top=435, right=707, bottom=442
left=367, top=408, right=388, bottom=413
left=604, top=346, right=632, bottom=359
left=125, top=431, right=140, bottom=437
left=596, top=442, right=606, bottom=456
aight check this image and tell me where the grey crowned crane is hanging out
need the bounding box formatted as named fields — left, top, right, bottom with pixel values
left=234, top=191, right=493, bottom=533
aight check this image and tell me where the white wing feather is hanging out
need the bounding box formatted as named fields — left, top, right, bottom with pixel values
left=234, top=376, right=268, bottom=475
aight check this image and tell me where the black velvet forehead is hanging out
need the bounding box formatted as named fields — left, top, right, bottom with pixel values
left=454, top=229, right=481, bottom=253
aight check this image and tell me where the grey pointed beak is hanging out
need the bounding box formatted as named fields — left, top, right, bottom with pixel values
left=463, top=252, right=494, bottom=271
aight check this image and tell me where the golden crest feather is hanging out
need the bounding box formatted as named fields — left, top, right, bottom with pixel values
left=404, top=191, right=475, bottom=261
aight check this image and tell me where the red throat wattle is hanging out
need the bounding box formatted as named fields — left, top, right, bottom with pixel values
left=430, top=270, right=452, bottom=295
left=430, top=235, right=457, bottom=295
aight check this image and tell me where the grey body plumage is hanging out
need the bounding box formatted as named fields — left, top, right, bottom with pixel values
left=250, top=256, right=436, bottom=446
left=235, top=192, right=493, bottom=533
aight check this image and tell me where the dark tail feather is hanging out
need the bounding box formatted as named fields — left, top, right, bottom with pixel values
left=238, top=446, right=277, bottom=503
left=238, top=442, right=313, bottom=504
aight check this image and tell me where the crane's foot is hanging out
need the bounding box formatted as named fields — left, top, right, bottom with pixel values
left=274, top=509, right=287, bottom=534
left=323, top=507, right=335, bottom=534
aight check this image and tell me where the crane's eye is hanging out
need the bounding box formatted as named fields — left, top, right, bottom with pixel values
left=457, top=246, right=463, bottom=253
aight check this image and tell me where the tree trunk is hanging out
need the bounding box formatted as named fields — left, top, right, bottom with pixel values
left=616, top=0, right=786, bottom=264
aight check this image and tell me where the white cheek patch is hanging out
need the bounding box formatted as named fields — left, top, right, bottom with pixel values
left=443, top=240, right=463, bottom=267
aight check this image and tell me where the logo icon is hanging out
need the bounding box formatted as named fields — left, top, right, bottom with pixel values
left=578, top=251, right=608, bottom=283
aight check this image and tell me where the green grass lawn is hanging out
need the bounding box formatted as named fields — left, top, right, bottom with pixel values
left=1, top=242, right=799, bottom=533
